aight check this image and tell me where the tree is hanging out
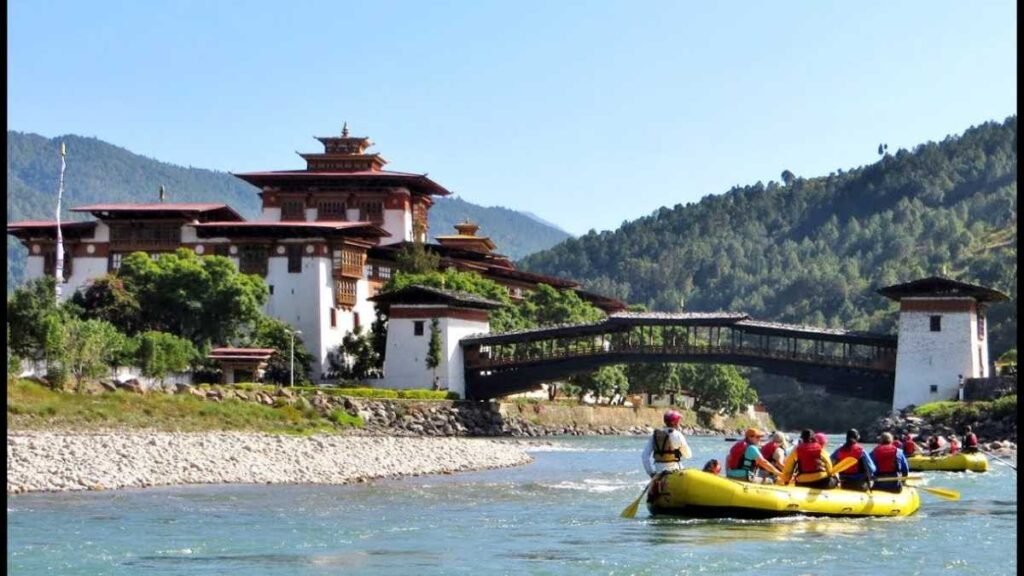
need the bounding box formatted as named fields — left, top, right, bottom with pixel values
left=394, top=239, right=441, bottom=274
left=7, top=277, right=62, bottom=362
left=624, top=363, right=680, bottom=395
left=247, top=316, right=314, bottom=385
left=331, top=326, right=382, bottom=380
left=8, top=324, right=22, bottom=382
left=678, top=363, right=757, bottom=420
left=70, top=276, right=142, bottom=334
left=115, top=249, right=268, bottom=348
left=63, top=318, right=131, bottom=390
left=781, top=170, right=796, bottom=187
left=570, top=365, right=629, bottom=403
left=426, top=318, right=442, bottom=390
left=136, top=331, right=198, bottom=383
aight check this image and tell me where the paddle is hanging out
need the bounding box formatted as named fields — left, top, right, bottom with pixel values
left=620, top=476, right=656, bottom=519
left=776, top=456, right=857, bottom=485
left=980, top=448, right=1018, bottom=471
left=872, top=475, right=961, bottom=500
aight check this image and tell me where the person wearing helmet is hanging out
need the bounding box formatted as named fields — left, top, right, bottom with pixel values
left=641, top=409, right=693, bottom=477
left=725, top=428, right=782, bottom=483
left=778, top=429, right=838, bottom=489
left=759, top=431, right=790, bottom=480
left=830, top=428, right=876, bottom=491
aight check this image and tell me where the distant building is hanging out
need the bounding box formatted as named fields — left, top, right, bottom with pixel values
left=8, top=126, right=624, bottom=381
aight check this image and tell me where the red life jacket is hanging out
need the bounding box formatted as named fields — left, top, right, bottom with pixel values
left=727, top=439, right=756, bottom=472
left=949, top=439, right=961, bottom=455
left=760, top=441, right=779, bottom=463
left=893, top=439, right=903, bottom=450
left=834, top=442, right=865, bottom=475
left=796, top=442, right=825, bottom=474
left=872, top=444, right=898, bottom=474
left=965, top=433, right=979, bottom=448
left=903, top=439, right=917, bottom=456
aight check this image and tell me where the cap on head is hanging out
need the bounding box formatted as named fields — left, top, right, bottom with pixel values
left=745, top=427, right=764, bottom=440
left=846, top=428, right=860, bottom=442
left=663, top=410, right=682, bottom=427
left=814, top=432, right=828, bottom=446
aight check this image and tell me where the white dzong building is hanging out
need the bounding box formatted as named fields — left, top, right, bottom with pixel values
left=8, top=126, right=625, bottom=383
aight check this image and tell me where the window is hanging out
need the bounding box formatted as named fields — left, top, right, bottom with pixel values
left=239, top=245, right=269, bottom=276
left=414, top=321, right=425, bottom=336
left=354, top=312, right=361, bottom=331
left=109, top=222, right=180, bottom=248
left=268, top=285, right=274, bottom=295
left=109, top=252, right=124, bottom=272
left=213, top=244, right=231, bottom=257
left=929, top=384, right=938, bottom=393
left=929, top=316, right=942, bottom=332
left=357, top=200, right=384, bottom=223
left=330, top=308, right=337, bottom=328
left=287, top=244, right=302, bottom=273
left=334, top=278, right=357, bottom=307
left=318, top=200, right=346, bottom=220
left=43, top=249, right=72, bottom=281
left=281, top=199, right=305, bottom=221
left=977, top=314, right=986, bottom=340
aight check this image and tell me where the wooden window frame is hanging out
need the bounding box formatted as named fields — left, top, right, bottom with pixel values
left=287, top=244, right=302, bottom=273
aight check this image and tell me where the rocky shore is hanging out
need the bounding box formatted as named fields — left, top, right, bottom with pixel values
left=7, top=431, right=533, bottom=494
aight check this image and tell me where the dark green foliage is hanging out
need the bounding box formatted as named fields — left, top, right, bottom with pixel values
left=426, top=318, right=442, bottom=388
left=135, top=331, right=198, bottom=382
left=521, top=117, right=1017, bottom=359
left=394, top=239, right=442, bottom=274
left=6, top=131, right=571, bottom=290
left=7, top=277, right=62, bottom=362
left=677, top=364, right=758, bottom=417
left=70, top=276, right=142, bottom=334
left=330, top=326, right=382, bottom=380
left=247, top=317, right=313, bottom=385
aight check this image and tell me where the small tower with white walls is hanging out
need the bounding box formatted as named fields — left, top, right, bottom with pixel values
left=368, top=285, right=503, bottom=398
left=878, top=276, right=1009, bottom=410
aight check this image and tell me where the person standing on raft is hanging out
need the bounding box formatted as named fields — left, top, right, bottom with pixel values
left=725, top=428, right=783, bottom=483
left=642, top=410, right=693, bottom=477
left=778, top=429, right=839, bottom=489
left=870, top=432, right=910, bottom=493
left=830, top=428, right=876, bottom=491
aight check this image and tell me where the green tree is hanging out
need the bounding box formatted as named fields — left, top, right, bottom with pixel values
left=136, top=331, right=198, bottom=384
left=331, top=325, right=382, bottom=380
left=7, top=324, right=22, bottom=382
left=63, top=318, right=131, bottom=389
left=116, top=249, right=268, bottom=348
left=394, top=239, right=441, bottom=274
left=678, top=363, right=757, bottom=419
left=7, top=277, right=62, bottom=362
left=247, top=317, right=314, bottom=385
left=70, top=276, right=142, bottom=334
left=426, top=318, right=443, bottom=389
left=570, top=365, right=629, bottom=403
left=624, top=363, right=680, bottom=395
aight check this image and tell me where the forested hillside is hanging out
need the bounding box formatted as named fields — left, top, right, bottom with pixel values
left=520, top=117, right=1017, bottom=429
left=6, top=132, right=571, bottom=290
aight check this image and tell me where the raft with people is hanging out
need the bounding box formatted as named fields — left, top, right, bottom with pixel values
left=644, top=469, right=921, bottom=519
left=907, top=452, right=988, bottom=472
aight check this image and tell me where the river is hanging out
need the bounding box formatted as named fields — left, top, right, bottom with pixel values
left=7, top=434, right=1017, bottom=575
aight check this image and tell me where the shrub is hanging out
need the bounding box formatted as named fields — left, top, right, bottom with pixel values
left=990, top=394, right=1017, bottom=418
left=329, top=409, right=364, bottom=428
left=396, top=390, right=456, bottom=400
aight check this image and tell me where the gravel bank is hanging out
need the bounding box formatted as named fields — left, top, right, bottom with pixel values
left=6, top=431, right=533, bottom=494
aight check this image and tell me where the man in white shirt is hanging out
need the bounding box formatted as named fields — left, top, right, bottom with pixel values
left=642, top=409, right=693, bottom=477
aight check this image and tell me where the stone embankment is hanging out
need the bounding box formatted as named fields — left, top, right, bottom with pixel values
left=7, top=431, right=533, bottom=494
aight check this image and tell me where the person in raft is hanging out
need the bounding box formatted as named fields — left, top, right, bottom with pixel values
left=830, top=428, right=876, bottom=491
left=947, top=434, right=961, bottom=455
left=725, top=428, right=783, bottom=483
left=778, top=429, right=839, bottom=489
left=702, top=459, right=722, bottom=475
left=926, top=435, right=948, bottom=455
left=642, top=409, right=693, bottom=477
left=902, top=433, right=919, bottom=457
left=870, top=432, right=910, bottom=493
left=759, top=431, right=790, bottom=480
left=962, top=425, right=980, bottom=453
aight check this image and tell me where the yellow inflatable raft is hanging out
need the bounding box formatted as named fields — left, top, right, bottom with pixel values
left=646, top=470, right=920, bottom=519
left=908, top=452, right=988, bottom=472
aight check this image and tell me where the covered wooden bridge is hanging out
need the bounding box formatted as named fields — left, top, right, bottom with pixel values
left=460, top=312, right=898, bottom=402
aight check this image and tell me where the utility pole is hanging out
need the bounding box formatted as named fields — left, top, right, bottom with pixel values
left=290, top=329, right=303, bottom=387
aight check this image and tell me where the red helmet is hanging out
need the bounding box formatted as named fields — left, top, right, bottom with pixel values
left=814, top=433, right=828, bottom=446
left=663, top=410, right=682, bottom=427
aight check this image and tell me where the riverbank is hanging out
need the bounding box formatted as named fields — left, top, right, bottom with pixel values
left=7, top=430, right=533, bottom=494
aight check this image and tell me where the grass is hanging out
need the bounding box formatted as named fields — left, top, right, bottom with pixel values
left=913, top=395, right=1017, bottom=426
left=231, top=383, right=458, bottom=400
left=6, top=379, right=350, bottom=435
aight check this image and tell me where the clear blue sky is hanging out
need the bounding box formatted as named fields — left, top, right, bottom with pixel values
left=8, top=1, right=1017, bottom=235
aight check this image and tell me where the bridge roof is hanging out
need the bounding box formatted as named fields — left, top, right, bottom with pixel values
left=460, top=321, right=620, bottom=345
left=608, top=311, right=750, bottom=326
left=877, top=276, right=1009, bottom=303
left=734, top=319, right=896, bottom=345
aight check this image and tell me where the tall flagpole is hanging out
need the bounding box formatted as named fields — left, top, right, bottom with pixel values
left=54, top=141, right=66, bottom=302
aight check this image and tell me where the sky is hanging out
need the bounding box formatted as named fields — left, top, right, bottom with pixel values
left=7, top=1, right=1017, bottom=236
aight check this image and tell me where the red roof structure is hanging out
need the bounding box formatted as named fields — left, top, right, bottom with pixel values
left=71, top=203, right=245, bottom=222
left=193, top=220, right=390, bottom=239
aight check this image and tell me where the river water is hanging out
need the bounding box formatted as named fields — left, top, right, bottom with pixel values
left=7, top=434, right=1017, bottom=575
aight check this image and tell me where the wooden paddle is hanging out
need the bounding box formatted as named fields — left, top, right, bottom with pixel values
left=872, top=475, right=960, bottom=501
left=620, top=476, right=656, bottom=518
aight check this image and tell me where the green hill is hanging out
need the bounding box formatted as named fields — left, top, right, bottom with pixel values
left=6, top=131, right=572, bottom=290
left=519, top=117, right=1017, bottom=429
